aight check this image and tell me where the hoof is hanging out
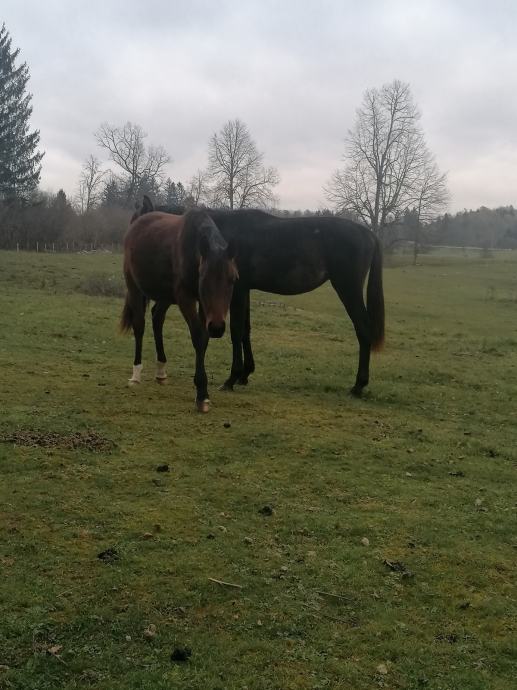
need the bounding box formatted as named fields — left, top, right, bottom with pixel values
left=219, top=382, right=234, bottom=392
left=350, top=385, right=363, bottom=398
left=196, top=399, right=210, bottom=413
left=155, top=376, right=167, bottom=385
left=128, top=379, right=141, bottom=387
left=237, top=377, right=249, bottom=386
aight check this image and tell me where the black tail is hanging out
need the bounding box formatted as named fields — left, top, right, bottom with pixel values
left=120, top=292, right=149, bottom=333
left=367, top=235, right=385, bottom=351
left=120, top=295, right=133, bottom=333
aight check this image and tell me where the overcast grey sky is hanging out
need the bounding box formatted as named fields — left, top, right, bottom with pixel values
left=3, top=0, right=516, bottom=211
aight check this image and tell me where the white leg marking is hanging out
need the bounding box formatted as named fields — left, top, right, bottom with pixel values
left=196, top=398, right=210, bottom=413
left=128, top=364, right=143, bottom=385
left=156, top=361, right=167, bottom=382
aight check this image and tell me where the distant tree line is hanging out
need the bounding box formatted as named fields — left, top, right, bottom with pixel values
left=3, top=190, right=513, bottom=253
left=0, top=189, right=129, bottom=250
left=425, top=206, right=517, bottom=250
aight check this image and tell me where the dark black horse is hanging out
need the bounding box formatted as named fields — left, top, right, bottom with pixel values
left=135, top=196, right=384, bottom=397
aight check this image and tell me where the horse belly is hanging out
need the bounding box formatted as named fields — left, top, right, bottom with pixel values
left=252, top=256, right=327, bottom=295
left=130, top=253, right=177, bottom=303
left=137, top=274, right=177, bottom=303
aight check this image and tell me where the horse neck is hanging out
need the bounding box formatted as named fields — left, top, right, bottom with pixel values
left=178, top=213, right=220, bottom=293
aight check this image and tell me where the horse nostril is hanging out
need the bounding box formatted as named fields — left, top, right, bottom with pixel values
left=208, top=321, right=225, bottom=338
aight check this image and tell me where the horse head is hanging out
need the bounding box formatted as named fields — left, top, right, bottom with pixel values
left=197, top=219, right=238, bottom=339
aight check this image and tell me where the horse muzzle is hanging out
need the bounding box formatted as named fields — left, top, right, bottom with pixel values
left=207, top=321, right=226, bottom=338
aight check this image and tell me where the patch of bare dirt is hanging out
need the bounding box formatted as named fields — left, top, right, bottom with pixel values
left=0, top=429, right=115, bottom=452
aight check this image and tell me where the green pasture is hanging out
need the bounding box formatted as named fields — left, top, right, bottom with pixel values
left=0, top=248, right=516, bottom=690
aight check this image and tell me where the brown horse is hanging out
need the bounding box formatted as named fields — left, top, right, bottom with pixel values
left=121, top=208, right=238, bottom=412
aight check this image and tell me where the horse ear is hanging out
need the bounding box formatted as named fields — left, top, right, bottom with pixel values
left=142, top=195, right=154, bottom=213
left=226, top=238, right=236, bottom=260
left=199, top=234, right=210, bottom=259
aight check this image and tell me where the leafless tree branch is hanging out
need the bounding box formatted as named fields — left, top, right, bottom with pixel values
left=75, top=155, right=105, bottom=213
left=207, top=119, right=279, bottom=209
left=95, top=121, right=170, bottom=203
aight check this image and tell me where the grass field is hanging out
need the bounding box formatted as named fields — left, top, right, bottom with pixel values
left=0, top=248, right=516, bottom=690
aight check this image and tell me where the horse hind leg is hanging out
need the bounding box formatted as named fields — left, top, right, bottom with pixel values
left=151, top=301, right=171, bottom=384
left=330, top=277, right=372, bottom=397
left=238, top=334, right=255, bottom=385
left=221, top=288, right=247, bottom=391
left=238, top=293, right=255, bottom=385
left=127, top=292, right=147, bottom=386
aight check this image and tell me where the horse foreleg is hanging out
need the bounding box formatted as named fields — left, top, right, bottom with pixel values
left=239, top=292, right=255, bottom=385
left=221, top=288, right=247, bottom=391
left=152, top=301, right=171, bottom=383
left=180, top=298, right=210, bottom=412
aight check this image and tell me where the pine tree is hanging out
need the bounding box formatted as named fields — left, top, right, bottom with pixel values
left=0, top=23, right=43, bottom=201
left=101, top=176, right=123, bottom=208
left=163, top=178, right=178, bottom=206
left=176, top=182, right=186, bottom=203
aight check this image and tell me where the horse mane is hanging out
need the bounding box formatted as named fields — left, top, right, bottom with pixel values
left=133, top=195, right=272, bottom=225
left=181, top=209, right=227, bottom=256
left=157, top=203, right=186, bottom=215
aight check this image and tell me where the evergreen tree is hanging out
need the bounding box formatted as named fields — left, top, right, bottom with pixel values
left=161, top=178, right=189, bottom=207
left=101, top=176, right=124, bottom=208
left=163, top=178, right=178, bottom=206
left=50, top=189, right=74, bottom=242
left=0, top=23, right=43, bottom=201
left=176, top=181, right=186, bottom=203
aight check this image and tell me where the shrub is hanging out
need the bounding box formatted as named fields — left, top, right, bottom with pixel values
left=78, top=273, right=125, bottom=298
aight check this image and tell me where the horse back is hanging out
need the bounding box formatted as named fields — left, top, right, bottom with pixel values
left=318, top=217, right=377, bottom=277
left=215, top=212, right=374, bottom=294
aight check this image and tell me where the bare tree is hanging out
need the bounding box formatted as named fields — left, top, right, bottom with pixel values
left=325, top=80, right=449, bottom=243
left=411, top=153, right=450, bottom=262
left=413, top=155, right=449, bottom=223
left=95, top=121, right=170, bottom=204
left=76, top=155, right=105, bottom=213
left=187, top=169, right=211, bottom=206
left=208, top=119, right=279, bottom=209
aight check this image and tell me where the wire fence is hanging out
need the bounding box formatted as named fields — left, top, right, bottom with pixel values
left=2, top=241, right=123, bottom=254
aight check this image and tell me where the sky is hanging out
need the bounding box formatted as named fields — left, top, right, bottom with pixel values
left=3, top=0, right=517, bottom=212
